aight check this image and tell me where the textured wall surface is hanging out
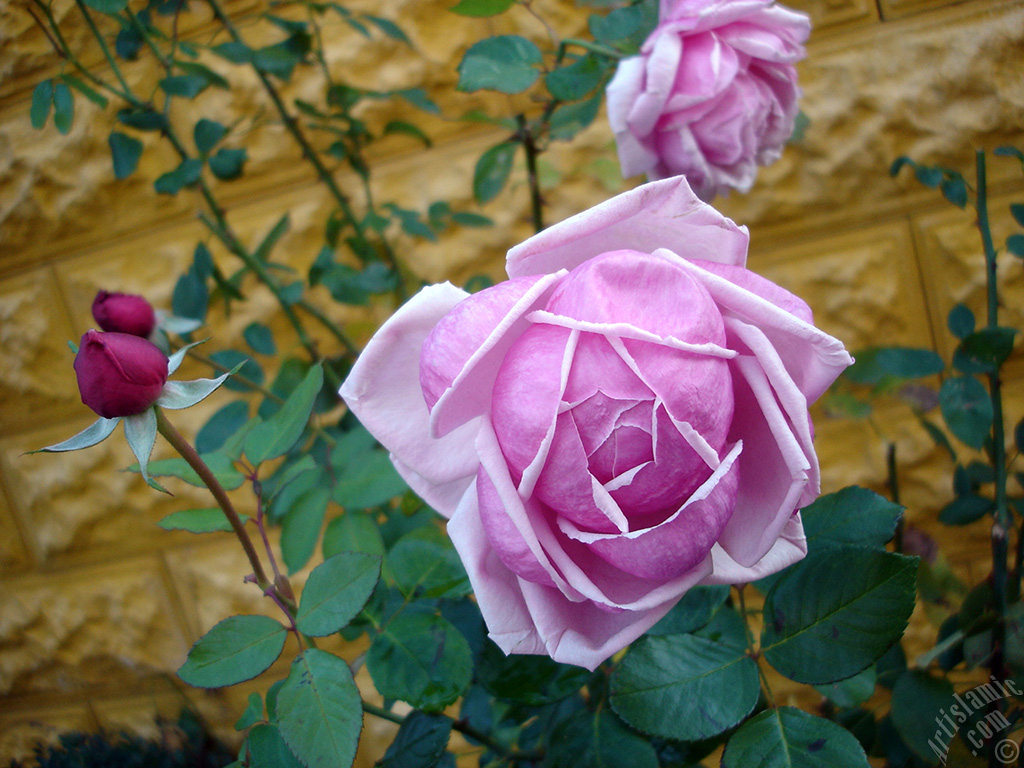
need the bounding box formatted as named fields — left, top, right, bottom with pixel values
left=1, top=0, right=1023, bottom=763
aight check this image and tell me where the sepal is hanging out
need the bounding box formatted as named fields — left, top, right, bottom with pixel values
left=124, top=409, right=168, bottom=493
left=33, top=417, right=121, bottom=453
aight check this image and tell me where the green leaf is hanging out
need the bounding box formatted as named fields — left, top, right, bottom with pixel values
left=52, top=81, right=73, bottom=134
left=158, top=507, right=249, bottom=533
left=646, top=585, right=730, bottom=636
left=948, top=303, right=975, bottom=339
left=449, top=0, right=516, bottom=16
left=761, top=549, right=918, bottom=684
left=246, top=724, right=305, bottom=768
left=244, top=364, right=323, bottom=464
left=276, top=649, right=362, bottom=768
left=254, top=214, right=290, bottom=262
left=1008, top=233, right=1024, bottom=258
left=155, top=158, right=203, bottom=195
left=477, top=640, right=589, bottom=706
left=388, top=528, right=471, bottom=600
left=473, top=142, right=517, bottom=204
left=280, top=486, right=329, bottom=574
left=173, top=269, right=209, bottom=321
left=323, top=512, right=386, bottom=559
left=178, top=615, right=287, bottom=688
left=296, top=551, right=381, bottom=636
left=178, top=61, right=229, bottom=89
left=116, top=24, right=143, bottom=61
left=383, top=120, right=432, bottom=147
left=939, top=375, right=993, bottom=449
left=59, top=73, right=108, bottom=108
left=546, top=54, right=608, bottom=102
left=545, top=709, right=659, bottom=768
left=243, top=322, right=276, bottom=355
left=457, top=35, right=542, bottom=94
left=30, top=81, right=53, bottom=129
left=160, top=74, right=209, bottom=99
left=333, top=449, right=407, bottom=508
left=363, top=14, right=411, bottom=44
left=117, top=108, right=168, bottom=132
left=800, top=486, right=902, bottom=552
left=194, top=118, right=228, bottom=154
left=1011, top=203, right=1024, bottom=228
left=953, top=327, right=1017, bottom=374
left=610, top=633, right=759, bottom=741
left=235, top=692, right=263, bottom=731
left=83, top=0, right=128, bottom=13
left=378, top=711, right=452, bottom=768
left=938, top=493, right=993, bottom=525
left=844, top=346, right=944, bottom=385
left=548, top=91, right=602, bottom=141
left=589, top=5, right=648, bottom=44
left=813, top=665, right=877, bottom=708
left=108, top=132, right=143, bottom=179
left=721, top=707, right=871, bottom=768
left=890, top=670, right=955, bottom=762
left=196, top=401, right=250, bottom=454
left=393, top=87, right=440, bottom=114
left=212, top=41, right=253, bottom=64
left=940, top=177, right=968, bottom=207
left=252, top=35, right=310, bottom=81
left=209, top=147, right=247, bottom=180
left=367, top=611, right=473, bottom=711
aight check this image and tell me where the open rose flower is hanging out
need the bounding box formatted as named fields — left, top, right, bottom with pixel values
left=340, top=178, right=851, bottom=669
left=92, top=290, right=158, bottom=338
left=605, top=0, right=810, bottom=201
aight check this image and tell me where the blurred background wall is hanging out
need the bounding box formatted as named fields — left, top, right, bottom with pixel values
left=0, top=0, right=1022, bottom=762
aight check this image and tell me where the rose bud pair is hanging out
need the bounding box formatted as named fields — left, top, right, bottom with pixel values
left=74, top=330, right=168, bottom=418
left=92, top=290, right=157, bottom=338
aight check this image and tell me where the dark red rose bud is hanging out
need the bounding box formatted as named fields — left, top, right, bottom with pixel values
left=91, top=290, right=157, bottom=338
left=74, top=330, right=168, bottom=418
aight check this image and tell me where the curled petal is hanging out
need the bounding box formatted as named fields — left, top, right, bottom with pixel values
left=717, top=355, right=811, bottom=566
left=422, top=272, right=564, bottom=438
left=558, top=441, right=741, bottom=580
left=340, top=284, right=479, bottom=518
left=703, top=513, right=806, bottom=584
left=506, top=177, right=749, bottom=280
left=659, top=251, right=854, bottom=402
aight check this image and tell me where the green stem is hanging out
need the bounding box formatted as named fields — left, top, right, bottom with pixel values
left=360, top=702, right=543, bottom=762
left=155, top=408, right=271, bottom=590
left=737, top=585, right=776, bottom=707
left=887, top=442, right=904, bottom=553
left=31, top=0, right=139, bottom=105
left=518, top=115, right=545, bottom=233
left=196, top=211, right=321, bottom=360
left=558, top=38, right=625, bottom=60
left=204, top=0, right=399, bottom=271
left=74, top=0, right=131, bottom=93
left=977, top=151, right=1011, bottom=752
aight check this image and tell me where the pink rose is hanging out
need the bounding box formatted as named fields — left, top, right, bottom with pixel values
left=74, top=330, right=169, bottom=418
left=92, top=290, right=157, bottom=338
left=606, top=0, right=810, bottom=201
left=340, top=178, right=851, bottom=670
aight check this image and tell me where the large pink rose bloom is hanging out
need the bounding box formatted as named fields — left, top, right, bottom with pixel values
left=340, top=178, right=851, bottom=670
left=606, top=0, right=810, bottom=201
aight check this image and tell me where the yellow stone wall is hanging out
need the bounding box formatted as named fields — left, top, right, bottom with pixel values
left=1, top=0, right=1023, bottom=762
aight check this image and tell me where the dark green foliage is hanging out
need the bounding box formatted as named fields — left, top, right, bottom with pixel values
left=9, top=710, right=233, bottom=768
